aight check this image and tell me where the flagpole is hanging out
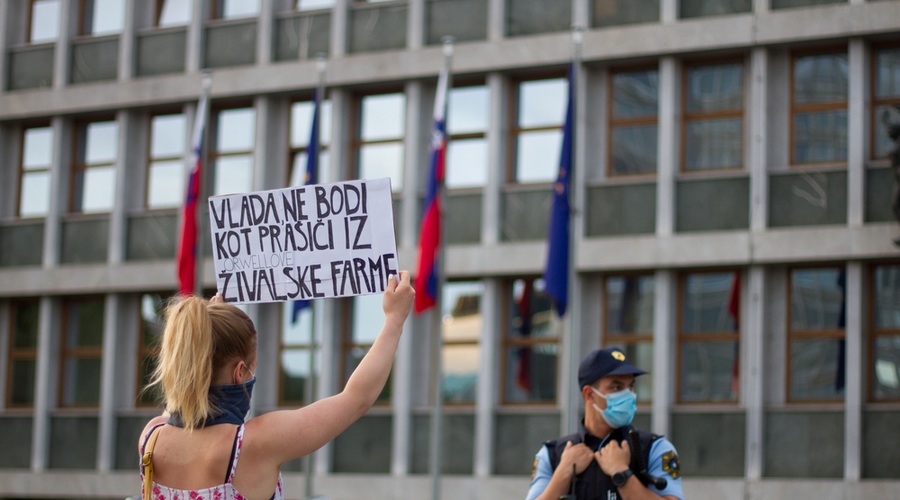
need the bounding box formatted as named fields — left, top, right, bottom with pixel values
left=194, top=71, right=212, bottom=297
left=304, top=54, right=326, bottom=500
left=565, top=27, right=583, bottom=435
left=429, top=36, right=453, bottom=500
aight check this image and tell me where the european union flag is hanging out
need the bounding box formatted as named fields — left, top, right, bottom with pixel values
left=543, top=64, right=574, bottom=317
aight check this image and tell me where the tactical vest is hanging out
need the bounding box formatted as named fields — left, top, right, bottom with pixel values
left=545, top=426, right=659, bottom=500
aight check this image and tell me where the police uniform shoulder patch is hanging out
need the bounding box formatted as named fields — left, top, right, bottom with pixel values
left=661, top=450, right=681, bottom=479
left=531, top=457, right=538, bottom=481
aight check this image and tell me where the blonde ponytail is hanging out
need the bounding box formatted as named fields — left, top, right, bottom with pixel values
left=146, top=295, right=257, bottom=431
left=149, top=296, right=215, bottom=431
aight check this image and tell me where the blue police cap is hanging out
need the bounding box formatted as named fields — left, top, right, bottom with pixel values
left=578, top=347, right=647, bottom=388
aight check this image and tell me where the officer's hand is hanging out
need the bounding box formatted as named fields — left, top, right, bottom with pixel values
left=595, top=439, right=631, bottom=476
left=558, top=441, right=595, bottom=477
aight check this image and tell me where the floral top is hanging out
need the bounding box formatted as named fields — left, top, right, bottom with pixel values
left=140, top=423, right=284, bottom=500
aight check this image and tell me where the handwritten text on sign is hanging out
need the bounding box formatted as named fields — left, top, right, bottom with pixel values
left=208, top=178, right=397, bottom=304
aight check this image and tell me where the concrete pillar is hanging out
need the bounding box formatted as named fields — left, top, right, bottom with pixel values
left=652, top=270, right=675, bottom=436
left=844, top=262, right=864, bottom=480
left=186, top=0, right=206, bottom=72
left=314, top=297, right=340, bottom=474
left=847, top=39, right=868, bottom=227
left=54, top=0, right=74, bottom=87
left=330, top=0, right=348, bottom=57
left=482, top=73, right=507, bottom=245
left=657, top=57, right=679, bottom=237
left=661, top=0, right=679, bottom=23
left=487, top=0, right=505, bottom=41
left=401, top=80, right=426, bottom=252
left=407, top=0, right=424, bottom=50
left=752, top=0, right=770, bottom=15
left=257, top=0, right=275, bottom=65
left=744, top=266, right=767, bottom=480
left=118, top=0, right=136, bottom=81
left=474, top=278, right=501, bottom=476
left=43, top=117, right=69, bottom=267
left=31, top=297, right=60, bottom=471
left=97, top=294, right=120, bottom=471
left=0, top=0, right=10, bottom=93
left=108, top=110, right=132, bottom=264
left=391, top=296, right=414, bottom=476
left=749, top=47, right=769, bottom=232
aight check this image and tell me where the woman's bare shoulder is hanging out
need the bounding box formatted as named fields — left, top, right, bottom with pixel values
left=137, top=414, right=169, bottom=451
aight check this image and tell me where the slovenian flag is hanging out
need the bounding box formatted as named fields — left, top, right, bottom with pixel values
left=543, top=64, right=574, bottom=317
left=292, top=88, right=321, bottom=322
left=414, top=65, right=450, bottom=313
left=176, top=91, right=208, bottom=296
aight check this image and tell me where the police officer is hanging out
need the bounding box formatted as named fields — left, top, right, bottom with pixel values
left=525, top=347, right=683, bottom=500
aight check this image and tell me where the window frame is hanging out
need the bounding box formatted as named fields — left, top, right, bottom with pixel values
left=77, top=0, right=123, bottom=37
left=680, top=56, right=746, bottom=173
left=869, top=42, right=900, bottom=163
left=145, top=109, right=187, bottom=211
left=507, top=71, right=567, bottom=186
left=499, top=276, right=560, bottom=406
left=16, top=122, right=54, bottom=219
left=439, top=279, right=484, bottom=407
left=26, top=0, right=60, bottom=44
left=607, top=64, right=660, bottom=179
left=786, top=264, right=846, bottom=404
left=868, top=262, right=900, bottom=403
left=351, top=88, right=406, bottom=195
left=69, top=116, right=118, bottom=214
left=445, top=79, right=490, bottom=192
left=6, top=298, right=41, bottom=409
left=789, top=46, right=849, bottom=167
left=277, top=303, right=319, bottom=407
left=210, top=102, right=257, bottom=198
left=675, top=269, right=741, bottom=405
left=287, top=93, right=331, bottom=187
left=58, top=295, right=105, bottom=409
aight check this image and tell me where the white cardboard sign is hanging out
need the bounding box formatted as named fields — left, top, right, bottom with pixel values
left=208, top=178, right=398, bottom=304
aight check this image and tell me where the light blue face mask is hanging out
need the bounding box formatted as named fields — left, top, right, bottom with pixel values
left=591, top=387, right=637, bottom=428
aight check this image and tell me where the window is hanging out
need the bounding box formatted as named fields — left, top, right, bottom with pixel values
left=60, top=296, right=105, bottom=407
left=792, top=50, right=848, bottom=165
left=603, top=274, right=654, bottom=403
left=872, top=46, right=900, bottom=160
left=295, top=0, right=335, bottom=10
left=28, top=0, right=60, bottom=43
left=683, top=60, right=744, bottom=171
left=289, top=97, right=332, bottom=186
left=212, top=107, right=256, bottom=196
left=155, top=0, right=191, bottom=27
left=147, top=113, right=187, bottom=209
left=357, top=92, right=406, bottom=193
left=609, top=67, right=658, bottom=176
left=788, top=267, right=845, bottom=402
left=137, top=293, right=167, bottom=406
left=342, top=294, right=391, bottom=403
left=677, top=271, right=740, bottom=403
left=79, top=0, right=124, bottom=36
left=71, top=119, right=118, bottom=214
left=279, top=302, right=320, bottom=405
left=441, top=281, right=483, bottom=404
left=512, top=77, right=567, bottom=184
left=18, top=125, right=53, bottom=218
left=871, top=264, right=900, bottom=402
left=212, top=0, right=260, bottom=20
left=502, top=277, right=560, bottom=404
left=7, top=299, right=40, bottom=407
left=446, top=85, right=489, bottom=189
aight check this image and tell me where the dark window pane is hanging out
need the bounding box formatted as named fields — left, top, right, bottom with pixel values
left=873, top=335, right=900, bottom=400
left=605, top=275, right=655, bottom=335
left=686, top=63, right=743, bottom=113
left=875, top=47, right=900, bottom=99
left=681, top=341, right=739, bottom=402
left=791, top=268, right=845, bottom=330
left=61, top=357, right=102, bottom=405
left=612, top=70, right=658, bottom=119
left=66, top=297, right=105, bottom=348
left=508, top=279, right=557, bottom=340
left=14, top=300, right=41, bottom=349
left=874, top=265, right=900, bottom=330
left=683, top=272, right=739, bottom=333
left=794, top=53, right=848, bottom=105
left=504, top=344, right=558, bottom=403
left=10, top=359, right=37, bottom=405
left=611, top=125, right=658, bottom=175
left=793, top=110, right=848, bottom=164
left=685, top=118, right=742, bottom=170
left=789, top=338, right=844, bottom=400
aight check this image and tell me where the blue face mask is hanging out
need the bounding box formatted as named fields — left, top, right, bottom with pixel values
left=169, top=377, right=256, bottom=428
left=591, top=387, right=637, bottom=428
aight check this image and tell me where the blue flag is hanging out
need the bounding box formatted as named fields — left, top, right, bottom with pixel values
left=543, top=64, right=574, bottom=317
left=292, top=89, right=321, bottom=322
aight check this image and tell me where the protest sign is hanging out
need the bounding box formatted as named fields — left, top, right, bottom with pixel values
left=208, top=177, right=397, bottom=304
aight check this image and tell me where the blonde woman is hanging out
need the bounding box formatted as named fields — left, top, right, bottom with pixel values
left=139, top=271, right=415, bottom=500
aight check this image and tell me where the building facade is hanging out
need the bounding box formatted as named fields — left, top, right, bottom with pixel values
left=1, top=0, right=899, bottom=498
